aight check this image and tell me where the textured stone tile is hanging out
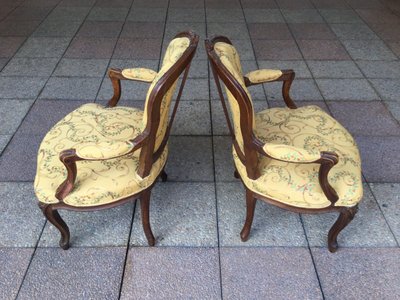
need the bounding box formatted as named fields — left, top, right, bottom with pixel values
left=133, top=0, right=168, bottom=8
left=164, top=22, right=206, bottom=41
left=181, top=78, right=209, bottom=100
left=258, top=60, right=312, bottom=78
left=312, top=248, right=400, bottom=299
left=108, top=58, right=159, bottom=71
left=0, top=76, right=47, bottom=98
left=0, top=20, right=41, bottom=36
left=208, top=22, right=250, bottom=40
left=166, top=136, right=214, bottom=181
left=346, top=0, right=385, bottom=9
left=121, top=22, right=165, bottom=39
left=32, top=19, right=82, bottom=37
left=53, top=58, right=109, bottom=77
left=95, top=0, right=133, bottom=7
left=225, top=39, right=256, bottom=60
left=0, top=182, right=46, bottom=246
left=290, top=23, right=337, bottom=40
left=243, top=8, right=285, bottom=23
left=328, top=101, right=400, bottom=136
left=205, top=0, right=241, bottom=9
left=6, top=6, right=51, bottom=21
left=370, top=79, right=400, bottom=101
left=370, top=183, right=400, bottom=241
left=269, top=100, right=329, bottom=111
left=121, top=248, right=220, bottom=299
left=330, top=23, right=379, bottom=40
left=253, top=39, right=302, bottom=60
left=303, top=184, right=397, bottom=247
left=39, top=203, right=134, bottom=247
left=97, top=75, right=150, bottom=101
left=65, top=37, right=117, bottom=59
left=126, top=7, right=167, bottom=22
left=217, top=182, right=307, bottom=246
left=249, top=23, right=292, bottom=41
left=307, top=60, right=362, bottom=78
left=342, top=40, right=397, bottom=60
left=297, top=40, right=350, bottom=60
left=213, top=136, right=236, bottom=181
left=310, top=0, right=350, bottom=9
left=0, top=248, right=34, bottom=300
left=39, top=77, right=102, bottom=100
left=316, top=79, right=379, bottom=100
left=282, top=9, right=324, bottom=23
left=277, top=0, right=314, bottom=9
left=368, top=23, right=400, bottom=41
left=206, top=9, right=245, bottom=23
left=385, top=101, right=400, bottom=122
left=0, top=135, right=11, bottom=154
left=18, top=100, right=86, bottom=136
left=167, top=8, right=205, bottom=23
left=187, top=59, right=208, bottom=78
left=87, top=7, right=129, bottom=21
left=0, top=37, right=25, bottom=58
left=59, top=0, right=96, bottom=6
left=15, top=37, right=71, bottom=58
left=76, top=21, right=123, bottom=38
left=46, top=6, right=90, bottom=21
left=18, top=248, right=125, bottom=300
left=171, top=101, right=211, bottom=135
left=356, top=8, right=400, bottom=24
left=319, top=9, right=363, bottom=23
left=266, top=79, right=322, bottom=101
left=357, top=136, right=400, bottom=182
left=170, top=0, right=204, bottom=8
left=0, top=99, right=33, bottom=134
left=221, top=248, right=323, bottom=299
left=113, top=38, right=162, bottom=59
left=1, top=57, right=59, bottom=76
left=130, top=183, right=218, bottom=246
left=210, top=76, right=266, bottom=101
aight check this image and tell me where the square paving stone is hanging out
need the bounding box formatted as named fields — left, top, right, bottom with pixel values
left=0, top=99, right=33, bottom=135
left=297, top=40, right=350, bottom=60
left=269, top=100, right=329, bottom=111
left=282, top=9, right=324, bottom=23
left=319, top=9, right=363, bottom=23
left=46, top=6, right=90, bottom=21
left=95, top=0, right=133, bottom=7
left=130, top=183, right=218, bottom=247
left=241, top=0, right=279, bottom=8
left=310, top=0, right=350, bottom=9
left=170, top=0, right=204, bottom=8
left=6, top=6, right=51, bottom=21
left=133, top=0, right=168, bottom=8
left=312, top=248, right=400, bottom=299
left=217, top=182, right=307, bottom=246
left=0, top=133, right=41, bottom=181
left=369, top=183, right=400, bottom=241
left=171, top=101, right=211, bottom=135
left=167, top=8, right=205, bottom=23
left=76, top=21, right=124, bottom=38
left=316, top=79, right=379, bottom=100
left=0, top=182, right=46, bottom=247
left=15, top=37, right=71, bottom=58
left=307, top=60, right=363, bottom=78
left=97, top=75, right=150, bottom=101
left=126, top=7, right=167, bottom=22
left=166, top=136, right=214, bottom=181
left=356, top=8, right=400, bottom=24
left=385, top=101, right=400, bottom=122
left=346, top=0, right=385, bottom=9
left=1, top=57, right=59, bottom=76
left=187, top=59, right=208, bottom=78
left=243, top=8, right=285, bottom=23
left=87, top=7, right=129, bottom=21
left=0, top=248, right=34, bottom=300
left=39, top=202, right=134, bottom=247
left=0, top=76, right=47, bottom=98
left=0, top=37, right=25, bottom=58
left=220, top=247, right=323, bottom=299
left=0, top=135, right=11, bottom=154
left=181, top=78, right=209, bottom=100
left=210, top=76, right=266, bottom=101
left=277, top=0, right=314, bottom=9
left=113, top=38, right=162, bottom=59
left=328, top=101, right=400, bottom=136
left=206, top=9, right=245, bottom=23
left=18, top=247, right=126, bottom=300
left=248, top=23, right=292, bottom=40
left=342, top=40, right=397, bottom=60
left=64, top=37, right=117, bottom=59
left=32, top=19, right=82, bottom=37
left=121, top=22, right=165, bottom=39
left=208, top=22, right=250, bottom=40
left=356, top=136, right=400, bottom=182
left=258, top=60, right=312, bottom=78
left=164, top=22, right=206, bottom=41
left=39, top=77, right=102, bottom=100
left=265, top=79, right=322, bottom=101
left=121, top=248, right=220, bottom=299
left=330, top=23, right=379, bottom=40
left=290, top=23, right=337, bottom=40
left=205, top=0, right=241, bottom=9
left=53, top=58, right=110, bottom=77
left=213, top=136, right=236, bottom=181
left=370, top=79, right=400, bottom=101
left=303, top=184, right=397, bottom=247
left=108, top=58, right=159, bottom=71
left=253, top=39, right=302, bottom=60
left=18, top=100, right=86, bottom=136
left=368, top=23, right=400, bottom=41
left=0, top=20, right=41, bottom=36
left=59, top=0, right=96, bottom=6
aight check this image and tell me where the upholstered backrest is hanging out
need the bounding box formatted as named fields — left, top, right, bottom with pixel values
left=142, top=37, right=191, bottom=151
left=213, top=42, right=256, bottom=152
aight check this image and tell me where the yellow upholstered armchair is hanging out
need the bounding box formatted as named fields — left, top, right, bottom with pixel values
left=35, top=32, right=199, bottom=249
left=206, top=36, right=362, bottom=252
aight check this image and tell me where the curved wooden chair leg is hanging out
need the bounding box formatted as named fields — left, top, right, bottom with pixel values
left=328, top=206, right=358, bottom=253
left=40, top=204, right=70, bottom=250
left=234, top=169, right=240, bottom=179
left=240, top=189, right=257, bottom=242
left=160, top=169, right=168, bottom=182
left=140, top=190, right=155, bottom=246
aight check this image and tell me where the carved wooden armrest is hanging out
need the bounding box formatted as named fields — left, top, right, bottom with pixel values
left=244, top=69, right=297, bottom=109
left=55, top=136, right=146, bottom=201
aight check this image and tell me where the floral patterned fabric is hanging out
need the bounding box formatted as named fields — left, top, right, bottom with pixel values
left=263, top=144, right=321, bottom=163
left=75, top=140, right=135, bottom=160
left=245, top=69, right=283, bottom=84
left=121, top=68, right=157, bottom=82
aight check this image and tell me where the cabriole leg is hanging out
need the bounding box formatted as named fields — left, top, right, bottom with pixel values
left=240, top=189, right=257, bottom=242
left=40, top=204, right=70, bottom=250
left=328, top=206, right=358, bottom=253
left=160, top=169, right=168, bottom=182
left=140, top=189, right=155, bottom=246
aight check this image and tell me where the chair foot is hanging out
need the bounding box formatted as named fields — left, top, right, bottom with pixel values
left=40, top=204, right=70, bottom=250
left=234, top=169, right=240, bottom=179
left=160, top=169, right=168, bottom=182
left=140, top=190, right=156, bottom=246
left=327, top=206, right=358, bottom=253
left=240, top=189, right=256, bottom=242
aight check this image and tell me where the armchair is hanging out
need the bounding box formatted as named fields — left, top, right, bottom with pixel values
left=206, top=36, right=362, bottom=252
left=35, top=31, right=199, bottom=249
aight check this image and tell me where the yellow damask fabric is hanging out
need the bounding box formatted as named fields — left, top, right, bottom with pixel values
left=34, top=103, right=168, bottom=207
left=75, top=140, right=135, bottom=160
left=245, top=69, right=283, bottom=84
left=121, top=68, right=157, bottom=82
left=234, top=105, right=363, bottom=209
left=263, top=144, right=321, bottom=163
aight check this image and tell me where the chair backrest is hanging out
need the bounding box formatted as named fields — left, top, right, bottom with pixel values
left=139, top=31, right=199, bottom=177
left=205, top=36, right=259, bottom=179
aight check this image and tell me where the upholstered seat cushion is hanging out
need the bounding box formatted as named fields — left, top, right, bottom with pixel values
left=233, top=105, right=363, bottom=209
left=34, top=103, right=167, bottom=207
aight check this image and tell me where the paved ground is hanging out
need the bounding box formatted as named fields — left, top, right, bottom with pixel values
left=1, top=0, right=400, bottom=299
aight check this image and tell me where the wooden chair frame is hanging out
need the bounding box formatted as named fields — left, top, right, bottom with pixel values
left=38, top=31, right=199, bottom=249
left=206, top=36, right=358, bottom=252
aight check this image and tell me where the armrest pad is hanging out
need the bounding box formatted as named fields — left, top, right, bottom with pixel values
left=245, top=69, right=283, bottom=84
left=121, top=68, right=157, bottom=82
left=75, top=140, right=135, bottom=160
left=263, top=144, right=321, bottom=163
